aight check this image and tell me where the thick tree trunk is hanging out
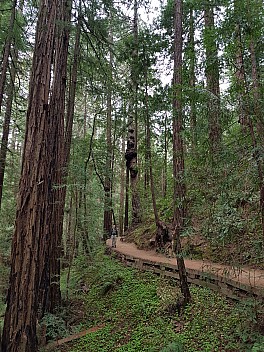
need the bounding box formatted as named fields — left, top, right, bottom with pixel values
left=1, top=1, right=59, bottom=350
left=172, top=0, right=191, bottom=305
left=39, top=0, right=72, bottom=315
left=204, top=3, right=221, bottom=156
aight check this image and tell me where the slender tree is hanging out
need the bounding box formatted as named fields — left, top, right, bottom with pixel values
left=0, top=0, right=16, bottom=115
left=172, top=0, right=191, bottom=305
left=125, top=0, right=141, bottom=226
left=103, top=26, right=113, bottom=239
left=119, top=114, right=126, bottom=236
left=204, top=1, right=221, bottom=156
left=0, top=0, right=24, bottom=209
left=188, top=6, right=197, bottom=150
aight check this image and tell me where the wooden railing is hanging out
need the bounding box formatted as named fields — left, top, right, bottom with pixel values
left=110, top=249, right=264, bottom=301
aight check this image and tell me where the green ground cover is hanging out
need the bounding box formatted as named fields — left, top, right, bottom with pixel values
left=58, top=251, right=264, bottom=352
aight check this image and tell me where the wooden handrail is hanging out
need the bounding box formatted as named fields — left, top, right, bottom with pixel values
left=109, top=249, right=264, bottom=301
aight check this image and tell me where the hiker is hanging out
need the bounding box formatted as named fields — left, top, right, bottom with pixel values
left=111, top=225, right=118, bottom=248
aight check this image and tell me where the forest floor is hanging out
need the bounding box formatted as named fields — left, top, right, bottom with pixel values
left=106, top=238, right=264, bottom=289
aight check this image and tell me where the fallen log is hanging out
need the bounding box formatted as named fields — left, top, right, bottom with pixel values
left=45, top=324, right=105, bottom=350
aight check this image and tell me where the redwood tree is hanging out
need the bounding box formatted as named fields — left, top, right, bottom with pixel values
left=1, top=1, right=71, bottom=350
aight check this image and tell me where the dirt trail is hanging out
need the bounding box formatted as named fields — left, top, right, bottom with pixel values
left=107, top=238, right=264, bottom=289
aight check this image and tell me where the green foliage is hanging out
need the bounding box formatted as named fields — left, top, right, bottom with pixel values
left=160, top=341, right=185, bottom=352
left=0, top=263, right=8, bottom=331
left=65, top=253, right=262, bottom=352
left=252, top=339, right=264, bottom=352
left=40, top=312, right=69, bottom=341
left=178, top=287, right=245, bottom=352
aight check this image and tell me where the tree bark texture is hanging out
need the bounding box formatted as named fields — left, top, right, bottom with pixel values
left=41, top=0, right=72, bottom=314
left=204, top=4, right=221, bottom=156
left=172, top=0, right=191, bottom=305
left=1, top=1, right=71, bottom=350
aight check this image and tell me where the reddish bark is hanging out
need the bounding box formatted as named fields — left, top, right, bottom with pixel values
left=172, top=0, right=191, bottom=304
left=1, top=2, right=59, bottom=350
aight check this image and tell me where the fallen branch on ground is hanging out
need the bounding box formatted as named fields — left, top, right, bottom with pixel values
left=45, top=324, right=105, bottom=350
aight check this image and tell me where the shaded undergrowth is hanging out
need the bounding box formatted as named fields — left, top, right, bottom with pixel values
left=56, top=251, right=264, bottom=352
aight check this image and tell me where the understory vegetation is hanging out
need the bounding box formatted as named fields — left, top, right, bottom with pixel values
left=44, top=251, right=264, bottom=352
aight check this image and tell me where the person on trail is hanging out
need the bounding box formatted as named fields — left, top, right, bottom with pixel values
left=111, top=225, right=118, bottom=248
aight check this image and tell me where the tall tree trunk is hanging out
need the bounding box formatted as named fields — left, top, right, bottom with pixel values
left=0, top=0, right=16, bottom=114
left=103, top=27, right=113, bottom=239
left=144, top=65, right=168, bottom=247
left=249, top=39, right=264, bottom=142
left=189, top=7, right=197, bottom=150
left=0, top=0, right=22, bottom=209
left=0, top=51, right=16, bottom=209
left=234, top=0, right=248, bottom=132
left=234, top=21, right=248, bottom=132
left=234, top=0, right=264, bottom=240
left=145, top=68, right=158, bottom=226
left=40, top=0, right=72, bottom=314
left=144, top=121, right=150, bottom=191
left=172, top=0, right=191, bottom=305
left=119, top=115, right=126, bottom=236
left=204, top=2, right=221, bottom=156
left=249, top=39, right=264, bottom=239
left=125, top=0, right=141, bottom=226
left=1, top=1, right=61, bottom=350
left=162, top=114, right=168, bottom=197
left=124, top=167, right=129, bottom=232
left=62, top=10, right=81, bottom=266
